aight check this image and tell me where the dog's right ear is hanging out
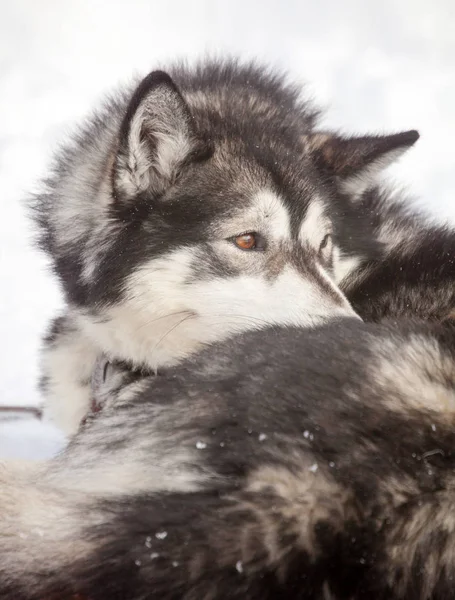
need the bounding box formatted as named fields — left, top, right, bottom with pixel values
left=304, top=130, right=419, bottom=199
left=112, top=71, right=209, bottom=203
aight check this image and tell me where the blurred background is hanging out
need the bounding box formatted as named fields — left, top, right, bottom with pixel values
left=0, top=0, right=454, bottom=457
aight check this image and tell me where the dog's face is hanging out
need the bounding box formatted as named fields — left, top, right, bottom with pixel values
left=63, top=69, right=418, bottom=367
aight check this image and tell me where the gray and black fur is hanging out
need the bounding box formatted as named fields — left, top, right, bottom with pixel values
left=340, top=191, right=455, bottom=322
left=31, top=58, right=444, bottom=436
left=3, top=319, right=455, bottom=599
left=8, top=58, right=455, bottom=598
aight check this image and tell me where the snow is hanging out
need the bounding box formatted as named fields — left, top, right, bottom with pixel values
left=1, top=0, right=454, bottom=460
left=155, top=530, right=168, bottom=540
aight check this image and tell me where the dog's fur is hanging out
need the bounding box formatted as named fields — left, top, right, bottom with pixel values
left=31, top=59, right=434, bottom=436
left=8, top=58, right=455, bottom=598
left=3, top=319, right=455, bottom=599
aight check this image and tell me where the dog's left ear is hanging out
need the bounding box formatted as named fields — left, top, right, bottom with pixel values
left=304, top=130, right=419, bottom=198
left=113, top=70, right=210, bottom=203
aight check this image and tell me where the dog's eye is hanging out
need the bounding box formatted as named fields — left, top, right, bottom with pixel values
left=319, top=234, right=333, bottom=260
left=319, top=234, right=331, bottom=250
left=233, top=233, right=257, bottom=250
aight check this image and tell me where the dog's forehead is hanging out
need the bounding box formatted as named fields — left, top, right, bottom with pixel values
left=246, top=189, right=292, bottom=239
left=251, top=190, right=330, bottom=242
left=218, top=186, right=330, bottom=245
left=298, top=198, right=331, bottom=246
left=176, top=143, right=330, bottom=241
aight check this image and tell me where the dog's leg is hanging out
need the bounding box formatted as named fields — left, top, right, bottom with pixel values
left=40, top=313, right=99, bottom=437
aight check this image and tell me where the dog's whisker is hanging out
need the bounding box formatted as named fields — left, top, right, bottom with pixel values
left=150, top=313, right=196, bottom=362
left=133, top=310, right=194, bottom=333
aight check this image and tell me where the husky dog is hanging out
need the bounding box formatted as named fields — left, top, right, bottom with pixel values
left=8, top=58, right=455, bottom=598
left=3, top=318, right=455, bottom=599
left=32, top=59, right=431, bottom=436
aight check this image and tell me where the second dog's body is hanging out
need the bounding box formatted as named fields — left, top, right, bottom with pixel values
left=3, top=319, right=455, bottom=598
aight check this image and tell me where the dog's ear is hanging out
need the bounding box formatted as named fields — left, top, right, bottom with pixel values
left=304, top=130, right=419, bottom=198
left=113, top=71, right=210, bottom=202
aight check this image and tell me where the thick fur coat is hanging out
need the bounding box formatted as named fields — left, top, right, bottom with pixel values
left=2, top=59, right=455, bottom=599
left=33, top=59, right=436, bottom=436
left=3, top=319, right=455, bottom=599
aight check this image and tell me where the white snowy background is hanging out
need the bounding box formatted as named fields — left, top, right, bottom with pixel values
left=0, top=0, right=454, bottom=459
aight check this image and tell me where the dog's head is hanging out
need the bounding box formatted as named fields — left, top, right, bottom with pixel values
left=39, top=63, right=418, bottom=367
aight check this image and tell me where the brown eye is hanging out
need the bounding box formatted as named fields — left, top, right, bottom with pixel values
left=234, top=233, right=257, bottom=250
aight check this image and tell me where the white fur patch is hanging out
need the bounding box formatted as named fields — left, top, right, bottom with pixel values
left=41, top=319, right=99, bottom=436
left=251, top=189, right=291, bottom=241
left=195, top=256, right=359, bottom=330
left=78, top=248, right=197, bottom=369
left=299, top=198, right=331, bottom=249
